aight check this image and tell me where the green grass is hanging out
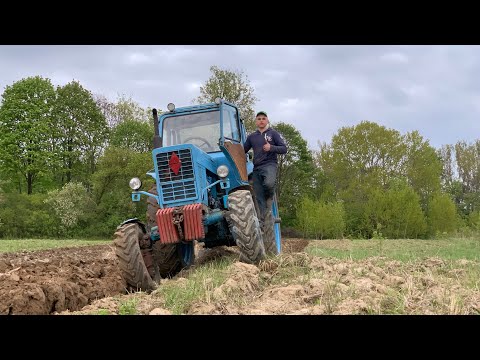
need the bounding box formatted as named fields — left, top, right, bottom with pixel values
left=0, top=239, right=112, bottom=253
left=95, top=309, right=112, bottom=315
left=118, top=298, right=139, bottom=315
left=156, top=257, right=236, bottom=314
left=305, top=238, right=480, bottom=262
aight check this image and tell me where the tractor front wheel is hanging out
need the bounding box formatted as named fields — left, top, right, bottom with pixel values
left=113, top=222, right=157, bottom=292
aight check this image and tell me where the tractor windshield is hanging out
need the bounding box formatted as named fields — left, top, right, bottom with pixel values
left=162, top=110, right=221, bottom=152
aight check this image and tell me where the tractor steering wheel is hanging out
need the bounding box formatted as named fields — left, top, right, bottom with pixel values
left=184, top=136, right=213, bottom=151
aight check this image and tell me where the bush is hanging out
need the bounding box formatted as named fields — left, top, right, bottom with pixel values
left=295, top=197, right=346, bottom=239
left=44, top=182, right=97, bottom=236
left=362, top=183, right=427, bottom=239
left=427, top=192, right=459, bottom=237
left=0, top=192, right=57, bottom=238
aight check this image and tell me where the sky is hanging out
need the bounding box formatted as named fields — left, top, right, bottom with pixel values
left=1, top=45, right=479, bottom=150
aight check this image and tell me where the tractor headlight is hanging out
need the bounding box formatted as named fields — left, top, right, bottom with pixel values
left=129, top=177, right=142, bottom=190
left=214, top=97, right=222, bottom=105
left=167, top=103, right=175, bottom=111
left=216, top=165, right=229, bottom=178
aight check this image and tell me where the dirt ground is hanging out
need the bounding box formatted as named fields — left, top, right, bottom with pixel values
left=1, top=238, right=479, bottom=315
left=0, top=245, right=125, bottom=315
left=0, top=239, right=308, bottom=315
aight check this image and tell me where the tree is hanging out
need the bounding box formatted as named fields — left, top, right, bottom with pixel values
left=54, top=80, right=108, bottom=186
left=95, top=94, right=155, bottom=152
left=437, top=144, right=455, bottom=189
left=271, top=122, right=315, bottom=226
left=0, top=76, right=56, bottom=194
left=91, top=146, right=153, bottom=236
left=110, top=119, right=154, bottom=153
left=94, top=94, right=151, bottom=129
left=454, top=140, right=480, bottom=214
left=193, top=65, right=258, bottom=133
left=317, top=121, right=442, bottom=237
left=402, top=131, right=442, bottom=210
left=318, top=121, right=406, bottom=192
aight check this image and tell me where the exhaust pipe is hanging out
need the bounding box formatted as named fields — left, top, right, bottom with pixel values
left=152, top=108, right=161, bottom=149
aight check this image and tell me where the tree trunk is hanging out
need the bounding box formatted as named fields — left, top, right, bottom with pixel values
left=27, top=173, right=33, bottom=195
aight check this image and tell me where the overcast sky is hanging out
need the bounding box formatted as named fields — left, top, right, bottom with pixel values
left=1, top=45, right=479, bottom=150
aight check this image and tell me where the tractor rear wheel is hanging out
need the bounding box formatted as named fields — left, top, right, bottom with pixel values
left=227, top=190, right=265, bottom=264
left=113, top=222, right=157, bottom=292
left=147, top=186, right=195, bottom=278
left=263, top=209, right=278, bottom=256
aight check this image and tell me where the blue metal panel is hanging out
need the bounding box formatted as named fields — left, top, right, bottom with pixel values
left=272, top=195, right=282, bottom=253
left=219, top=101, right=224, bottom=144
left=203, top=209, right=224, bottom=226
left=152, top=144, right=226, bottom=208
left=223, top=195, right=228, bottom=209
left=146, top=170, right=157, bottom=181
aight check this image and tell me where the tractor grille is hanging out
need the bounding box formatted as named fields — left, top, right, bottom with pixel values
left=156, top=149, right=197, bottom=202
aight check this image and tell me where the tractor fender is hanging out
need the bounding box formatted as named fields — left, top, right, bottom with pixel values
left=117, top=218, right=147, bottom=234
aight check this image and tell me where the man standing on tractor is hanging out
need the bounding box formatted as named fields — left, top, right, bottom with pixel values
left=244, top=111, right=287, bottom=230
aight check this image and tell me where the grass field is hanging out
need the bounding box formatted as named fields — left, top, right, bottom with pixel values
left=0, top=239, right=111, bottom=253
left=305, top=238, right=480, bottom=262
left=27, top=236, right=475, bottom=315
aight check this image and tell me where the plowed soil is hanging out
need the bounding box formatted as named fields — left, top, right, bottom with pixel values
left=1, top=238, right=479, bottom=315
left=0, top=245, right=125, bottom=314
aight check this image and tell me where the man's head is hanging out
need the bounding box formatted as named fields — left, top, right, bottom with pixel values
left=255, top=111, right=269, bottom=131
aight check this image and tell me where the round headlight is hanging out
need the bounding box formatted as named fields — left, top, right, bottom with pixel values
left=129, top=177, right=142, bottom=190
left=167, top=103, right=175, bottom=111
left=216, top=165, right=229, bottom=178
left=214, top=97, right=222, bottom=105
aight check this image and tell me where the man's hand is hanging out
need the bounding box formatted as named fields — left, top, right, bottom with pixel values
left=263, top=134, right=271, bottom=152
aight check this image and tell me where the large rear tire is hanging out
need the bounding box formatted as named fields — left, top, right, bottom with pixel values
left=227, top=190, right=265, bottom=264
left=113, top=222, right=157, bottom=292
left=263, top=209, right=278, bottom=256
left=147, top=186, right=194, bottom=278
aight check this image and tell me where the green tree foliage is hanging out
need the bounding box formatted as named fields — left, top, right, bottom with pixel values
left=193, top=65, right=258, bottom=133
left=271, top=122, right=315, bottom=226
left=363, top=180, right=427, bottom=239
left=467, top=210, right=480, bottom=231
left=54, top=81, right=109, bottom=186
left=91, top=146, right=153, bottom=236
left=0, top=76, right=56, bottom=194
left=426, top=192, right=459, bottom=236
left=318, top=121, right=406, bottom=236
left=0, top=193, right=57, bottom=238
left=94, top=94, right=151, bottom=128
left=110, top=119, right=154, bottom=152
left=319, top=121, right=405, bottom=191
left=454, top=140, right=480, bottom=214
left=318, top=121, right=443, bottom=238
left=437, top=144, right=455, bottom=189
left=295, top=197, right=346, bottom=239
left=311, top=151, right=337, bottom=203
left=403, top=131, right=442, bottom=210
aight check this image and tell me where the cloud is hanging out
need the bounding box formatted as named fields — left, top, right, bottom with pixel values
left=124, top=52, right=154, bottom=65
left=185, top=82, right=201, bottom=93
left=1, top=45, right=479, bottom=151
left=380, top=52, right=409, bottom=64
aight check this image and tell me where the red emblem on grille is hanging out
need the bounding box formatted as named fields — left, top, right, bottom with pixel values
left=169, top=152, right=181, bottom=175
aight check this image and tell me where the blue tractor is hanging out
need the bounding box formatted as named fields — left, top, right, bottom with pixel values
left=113, top=99, right=282, bottom=291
